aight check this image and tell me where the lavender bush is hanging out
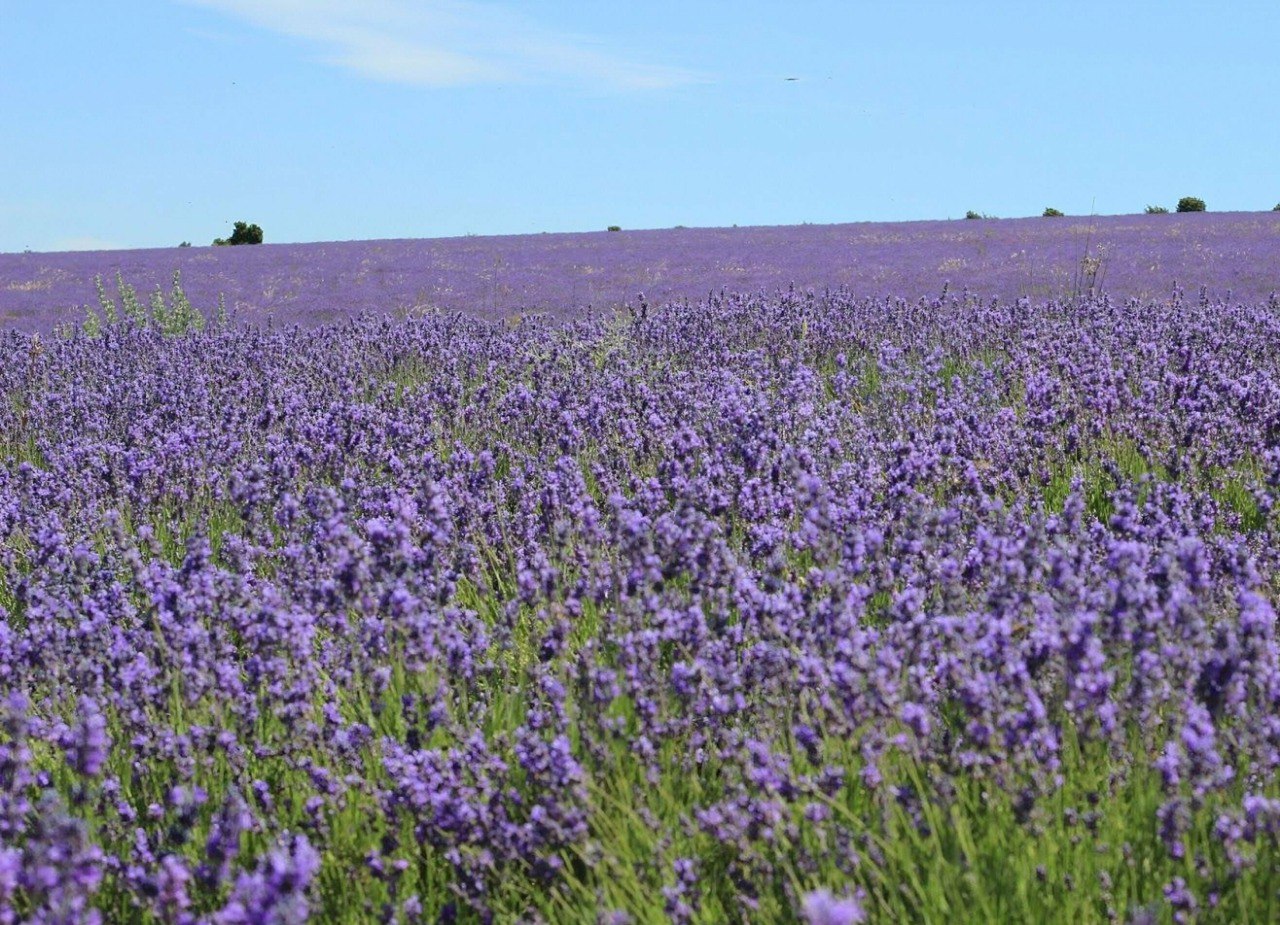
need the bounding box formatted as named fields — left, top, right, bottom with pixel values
left=3, top=267, right=1280, bottom=921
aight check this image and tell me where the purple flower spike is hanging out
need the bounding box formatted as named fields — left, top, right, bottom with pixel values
left=801, top=888, right=866, bottom=925
left=66, top=696, right=110, bottom=779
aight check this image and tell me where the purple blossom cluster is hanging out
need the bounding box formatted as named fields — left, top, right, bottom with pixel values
left=2, top=279, right=1280, bottom=920
left=2, top=212, right=1278, bottom=333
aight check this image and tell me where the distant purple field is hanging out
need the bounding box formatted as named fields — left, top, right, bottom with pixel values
left=2, top=212, right=1279, bottom=332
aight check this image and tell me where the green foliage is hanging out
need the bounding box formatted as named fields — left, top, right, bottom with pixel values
left=965, top=210, right=982, bottom=220
left=1213, top=474, right=1268, bottom=532
left=150, top=270, right=206, bottom=335
left=213, top=221, right=264, bottom=246
left=93, top=274, right=118, bottom=326
left=607, top=225, right=622, bottom=232
left=1273, top=203, right=1280, bottom=211
left=1042, top=207, right=1065, bottom=217
left=111, top=270, right=148, bottom=325
left=1176, top=196, right=1207, bottom=213
left=66, top=270, right=217, bottom=338
left=178, top=241, right=192, bottom=247
left=1144, top=205, right=1170, bottom=214
left=80, top=305, right=102, bottom=338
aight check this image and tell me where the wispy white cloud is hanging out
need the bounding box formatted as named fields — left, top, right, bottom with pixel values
left=182, top=0, right=702, bottom=90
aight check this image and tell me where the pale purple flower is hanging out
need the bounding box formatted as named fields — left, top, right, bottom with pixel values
left=801, top=888, right=866, bottom=925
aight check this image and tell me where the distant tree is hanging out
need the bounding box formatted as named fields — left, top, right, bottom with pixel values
left=1145, top=205, right=1170, bottom=214
left=607, top=225, right=622, bottom=232
left=1273, top=203, right=1280, bottom=211
left=964, top=210, right=982, bottom=220
left=1176, top=197, right=1206, bottom=213
left=213, top=221, right=264, bottom=246
left=178, top=241, right=192, bottom=247
left=1042, top=207, right=1064, bottom=217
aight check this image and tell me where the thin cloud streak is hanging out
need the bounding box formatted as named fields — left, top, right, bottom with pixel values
left=183, top=0, right=703, bottom=90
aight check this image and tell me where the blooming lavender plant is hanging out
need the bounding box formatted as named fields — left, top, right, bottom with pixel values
left=1, top=272, right=1280, bottom=921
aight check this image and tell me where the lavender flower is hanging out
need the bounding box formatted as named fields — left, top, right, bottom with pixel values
left=801, top=888, right=866, bottom=925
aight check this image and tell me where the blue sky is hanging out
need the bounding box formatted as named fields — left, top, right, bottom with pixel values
left=2, top=1, right=1277, bottom=252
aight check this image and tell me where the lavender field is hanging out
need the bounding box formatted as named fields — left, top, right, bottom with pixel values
left=3, top=213, right=1279, bottom=332
left=4, top=217, right=1280, bottom=923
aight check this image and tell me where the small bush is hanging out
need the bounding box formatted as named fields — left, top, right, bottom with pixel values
left=964, top=211, right=982, bottom=220
left=63, top=270, right=216, bottom=339
left=1145, top=205, right=1169, bottom=215
left=1042, top=207, right=1064, bottom=218
left=178, top=241, right=192, bottom=248
left=1176, top=197, right=1206, bottom=213
left=607, top=225, right=622, bottom=232
left=213, top=221, right=264, bottom=246
left=1272, top=203, right=1280, bottom=211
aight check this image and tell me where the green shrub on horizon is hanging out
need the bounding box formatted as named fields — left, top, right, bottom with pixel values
left=213, top=221, right=264, bottom=246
